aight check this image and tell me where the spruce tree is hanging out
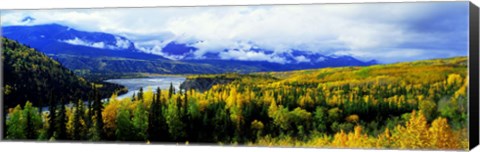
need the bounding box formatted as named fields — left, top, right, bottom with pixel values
left=148, top=87, right=163, bottom=141
left=25, top=106, right=34, bottom=139
left=182, top=90, right=189, bottom=140
left=47, top=92, right=57, bottom=139
left=131, top=93, right=136, bottom=102
left=23, top=102, right=42, bottom=139
left=56, top=100, right=67, bottom=140
left=72, top=100, right=83, bottom=140
left=85, top=91, right=93, bottom=139
left=137, top=87, right=144, bottom=102
left=93, top=86, right=105, bottom=140
left=148, top=88, right=157, bottom=141
left=168, top=83, right=174, bottom=99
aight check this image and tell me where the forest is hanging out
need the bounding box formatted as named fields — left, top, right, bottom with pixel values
left=4, top=43, right=469, bottom=150
left=2, top=38, right=126, bottom=108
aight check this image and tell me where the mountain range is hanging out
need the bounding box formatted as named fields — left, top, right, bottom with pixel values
left=1, top=23, right=377, bottom=79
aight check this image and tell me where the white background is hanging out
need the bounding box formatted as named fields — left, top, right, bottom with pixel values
left=1, top=0, right=479, bottom=152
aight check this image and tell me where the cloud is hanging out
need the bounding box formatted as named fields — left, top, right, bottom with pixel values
left=316, top=57, right=327, bottom=62
left=61, top=37, right=133, bottom=50
left=61, top=37, right=106, bottom=49
left=114, top=36, right=131, bottom=49
left=219, top=49, right=287, bottom=63
left=1, top=2, right=469, bottom=63
left=294, top=56, right=310, bottom=63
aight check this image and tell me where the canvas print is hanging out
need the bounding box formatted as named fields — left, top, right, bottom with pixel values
left=0, top=2, right=472, bottom=150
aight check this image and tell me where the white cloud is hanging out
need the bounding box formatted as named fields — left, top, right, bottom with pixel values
left=1, top=2, right=468, bottom=63
left=61, top=37, right=106, bottom=49
left=114, top=36, right=131, bottom=49
left=316, top=57, right=326, bottom=62
left=219, top=49, right=287, bottom=64
left=294, top=56, right=310, bottom=63
left=61, top=37, right=134, bottom=50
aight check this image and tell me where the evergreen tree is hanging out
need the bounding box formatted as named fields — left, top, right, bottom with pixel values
left=137, top=87, right=144, bottom=102
left=56, top=100, right=67, bottom=140
left=182, top=90, right=189, bottom=140
left=72, top=100, right=83, bottom=140
left=93, top=86, right=105, bottom=140
left=184, top=90, right=189, bottom=117
left=25, top=107, right=34, bottom=139
left=47, top=92, right=57, bottom=139
left=131, top=93, right=136, bottom=102
left=148, top=87, right=169, bottom=141
left=148, top=88, right=160, bottom=141
left=176, top=96, right=182, bottom=112
left=85, top=91, right=93, bottom=139
left=23, top=101, right=42, bottom=140
left=168, top=83, right=174, bottom=99
left=147, top=96, right=155, bottom=139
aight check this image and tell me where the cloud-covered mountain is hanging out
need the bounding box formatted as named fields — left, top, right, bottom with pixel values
left=2, top=23, right=377, bottom=76
left=2, top=23, right=167, bottom=60
left=158, top=41, right=377, bottom=65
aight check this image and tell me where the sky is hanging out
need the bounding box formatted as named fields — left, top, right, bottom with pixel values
left=0, top=2, right=470, bottom=63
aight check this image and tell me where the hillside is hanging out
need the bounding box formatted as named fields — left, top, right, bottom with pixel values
left=4, top=55, right=468, bottom=149
left=1, top=38, right=124, bottom=108
left=50, top=54, right=225, bottom=77
left=182, top=56, right=467, bottom=94
left=125, top=56, right=467, bottom=148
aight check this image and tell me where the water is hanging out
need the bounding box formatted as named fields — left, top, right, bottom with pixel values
left=35, top=76, right=186, bottom=113
left=104, top=76, right=186, bottom=100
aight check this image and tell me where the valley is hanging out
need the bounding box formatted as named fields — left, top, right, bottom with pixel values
left=1, top=17, right=469, bottom=150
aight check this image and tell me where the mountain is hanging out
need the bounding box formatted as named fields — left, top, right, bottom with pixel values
left=1, top=24, right=227, bottom=78
left=2, top=24, right=167, bottom=60
left=1, top=38, right=125, bottom=108
left=2, top=23, right=377, bottom=78
left=163, top=41, right=377, bottom=72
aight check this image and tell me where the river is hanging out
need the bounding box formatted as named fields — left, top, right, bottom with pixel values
left=104, top=76, right=186, bottom=100
left=37, top=76, right=186, bottom=112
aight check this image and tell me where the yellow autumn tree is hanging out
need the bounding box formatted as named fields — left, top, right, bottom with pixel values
left=391, top=110, right=430, bottom=149
left=376, top=128, right=393, bottom=148
left=331, top=126, right=373, bottom=148
left=102, top=99, right=122, bottom=138
left=429, top=117, right=460, bottom=149
left=345, top=126, right=374, bottom=148
left=331, top=130, right=348, bottom=147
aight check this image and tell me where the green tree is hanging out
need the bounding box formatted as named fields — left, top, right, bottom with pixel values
left=115, top=107, right=134, bottom=141
left=47, top=93, right=57, bottom=139
left=133, top=102, right=148, bottom=141
left=168, top=82, right=174, bottom=99
left=313, top=107, right=328, bottom=133
left=72, top=100, right=84, bottom=140
left=6, top=105, right=26, bottom=139
left=165, top=98, right=185, bottom=141
left=148, top=87, right=167, bottom=141
left=85, top=92, right=93, bottom=140
left=56, top=101, right=67, bottom=140
left=92, top=86, right=105, bottom=140
left=23, top=101, right=43, bottom=139
left=137, top=87, right=144, bottom=102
